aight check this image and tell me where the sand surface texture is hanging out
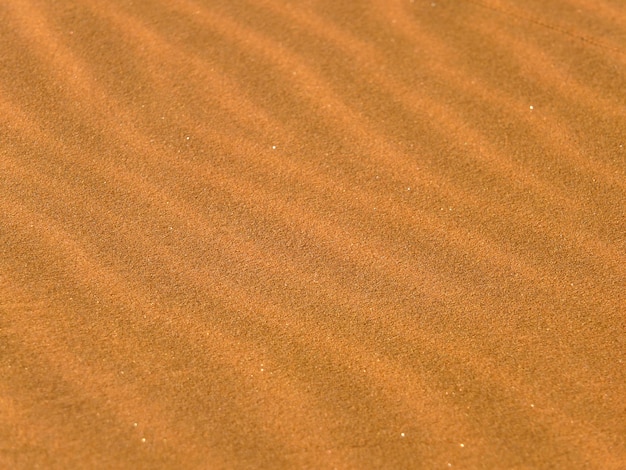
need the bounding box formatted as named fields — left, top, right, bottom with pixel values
left=1, top=0, right=625, bottom=468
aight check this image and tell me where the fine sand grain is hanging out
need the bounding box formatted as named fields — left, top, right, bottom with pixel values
left=1, top=0, right=625, bottom=468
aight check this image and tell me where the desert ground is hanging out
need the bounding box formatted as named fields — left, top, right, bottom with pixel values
left=1, top=0, right=625, bottom=468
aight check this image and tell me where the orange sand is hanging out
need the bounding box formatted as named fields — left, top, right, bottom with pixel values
left=1, top=0, right=625, bottom=468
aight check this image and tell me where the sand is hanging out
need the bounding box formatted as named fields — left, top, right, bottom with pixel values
left=1, top=0, right=625, bottom=468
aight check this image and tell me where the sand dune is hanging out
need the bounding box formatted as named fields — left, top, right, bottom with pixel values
left=1, top=0, right=625, bottom=468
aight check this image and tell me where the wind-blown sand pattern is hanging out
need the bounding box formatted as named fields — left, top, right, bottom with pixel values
left=1, top=0, right=625, bottom=468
